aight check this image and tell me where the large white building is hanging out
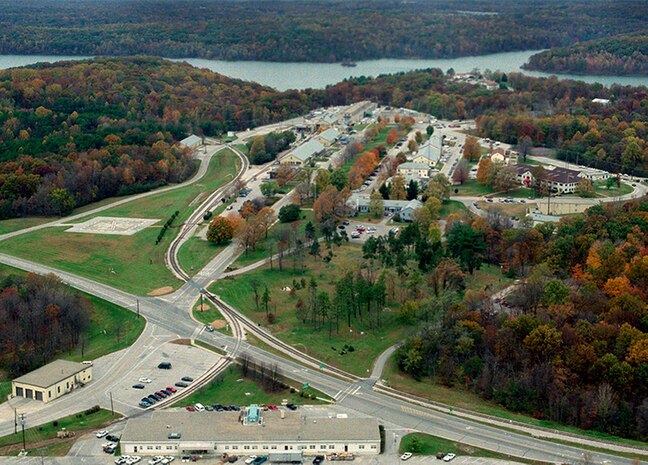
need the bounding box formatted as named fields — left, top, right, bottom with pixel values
left=120, top=410, right=380, bottom=458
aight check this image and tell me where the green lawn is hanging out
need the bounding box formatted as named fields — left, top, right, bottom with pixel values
left=399, top=433, right=548, bottom=465
left=173, top=365, right=330, bottom=408
left=383, top=356, right=648, bottom=449
left=0, top=217, right=52, bottom=236
left=0, top=381, right=10, bottom=403
left=0, top=408, right=117, bottom=453
left=451, top=180, right=494, bottom=196
left=61, top=293, right=146, bottom=363
left=438, top=200, right=468, bottom=219
left=1, top=149, right=240, bottom=295
left=594, top=181, right=634, bottom=197
left=178, top=236, right=228, bottom=277
left=212, top=244, right=410, bottom=376
left=464, top=263, right=513, bottom=294
left=231, top=210, right=315, bottom=269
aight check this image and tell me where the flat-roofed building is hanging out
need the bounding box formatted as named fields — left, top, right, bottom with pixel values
left=179, top=134, right=202, bottom=149
left=280, top=139, right=325, bottom=166
left=120, top=410, right=380, bottom=457
left=12, top=360, right=92, bottom=403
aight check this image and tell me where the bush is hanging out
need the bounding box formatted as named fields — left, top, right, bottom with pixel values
left=278, top=204, right=301, bottom=223
left=52, top=420, right=58, bottom=427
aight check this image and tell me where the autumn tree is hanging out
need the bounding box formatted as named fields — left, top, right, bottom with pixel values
left=313, top=186, right=351, bottom=224
left=207, top=216, right=236, bottom=244
left=390, top=175, right=407, bottom=200
left=476, top=157, right=495, bottom=185
left=452, top=159, right=470, bottom=185
left=386, top=128, right=399, bottom=145
left=369, top=190, right=384, bottom=218
left=463, top=135, right=481, bottom=162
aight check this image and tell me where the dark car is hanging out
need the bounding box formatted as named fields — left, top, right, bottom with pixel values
left=147, top=395, right=158, bottom=403
left=313, top=455, right=325, bottom=465
left=213, top=403, right=223, bottom=410
left=175, top=381, right=189, bottom=388
left=230, top=405, right=240, bottom=411
left=286, top=403, right=297, bottom=410
left=132, top=383, right=145, bottom=389
left=181, top=376, right=194, bottom=382
left=228, top=456, right=239, bottom=463
left=156, top=391, right=168, bottom=398
left=151, top=393, right=163, bottom=401
left=106, top=434, right=120, bottom=443
left=205, top=405, right=214, bottom=411
left=252, top=457, right=268, bottom=465
left=162, top=389, right=173, bottom=396
left=222, top=406, right=231, bottom=411
left=158, top=362, right=172, bottom=369
left=139, top=401, right=151, bottom=408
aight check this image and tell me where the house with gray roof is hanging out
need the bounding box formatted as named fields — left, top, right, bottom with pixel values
left=348, top=194, right=422, bottom=221
left=12, top=360, right=92, bottom=403
left=179, top=134, right=202, bottom=149
left=411, top=136, right=442, bottom=167
left=317, top=128, right=342, bottom=146
left=280, top=139, right=326, bottom=166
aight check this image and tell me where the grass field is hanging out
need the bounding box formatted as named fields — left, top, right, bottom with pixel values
left=452, top=180, right=493, bottom=196
left=0, top=408, right=117, bottom=454
left=0, top=381, right=10, bottom=403
left=1, top=149, right=240, bottom=295
left=399, top=433, right=548, bottom=465
left=212, top=244, right=410, bottom=376
left=0, top=216, right=52, bottom=236
left=384, top=356, right=648, bottom=449
left=438, top=200, right=468, bottom=219
left=594, top=181, right=634, bottom=198
left=476, top=201, right=529, bottom=218
left=178, top=236, right=228, bottom=277
left=464, top=263, right=513, bottom=294
left=231, top=210, right=315, bottom=269
left=173, top=364, right=330, bottom=408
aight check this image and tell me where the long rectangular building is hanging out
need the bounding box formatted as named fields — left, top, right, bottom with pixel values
left=12, top=359, right=92, bottom=403
left=121, top=410, right=380, bottom=457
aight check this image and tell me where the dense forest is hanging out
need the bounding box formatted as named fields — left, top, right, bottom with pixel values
left=394, top=200, right=648, bottom=439
left=0, top=273, right=90, bottom=376
left=524, top=33, right=648, bottom=76
left=317, top=71, right=648, bottom=176
left=0, top=0, right=645, bottom=62
left=0, top=57, right=312, bottom=219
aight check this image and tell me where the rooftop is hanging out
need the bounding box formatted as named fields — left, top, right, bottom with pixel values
left=398, top=162, right=430, bottom=170
left=318, top=128, right=341, bottom=143
left=13, top=360, right=89, bottom=389
left=289, top=139, right=325, bottom=162
left=121, top=411, right=380, bottom=443
left=179, top=134, right=202, bottom=147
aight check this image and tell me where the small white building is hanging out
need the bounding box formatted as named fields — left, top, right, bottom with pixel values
left=12, top=360, right=93, bottom=403
left=179, top=134, right=202, bottom=149
left=120, top=410, right=380, bottom=457
left=397, top=162, right=430, bottom=178
left=348, top=194, right=422, bottom=221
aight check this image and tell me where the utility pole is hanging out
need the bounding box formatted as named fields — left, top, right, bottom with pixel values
left=110, top=392, right=114, bottom=417
left=14, top=408, right=17, bottom=434
left=19, top=413, right=25, bottom=451
left=136, top=299, right=140, bottom=319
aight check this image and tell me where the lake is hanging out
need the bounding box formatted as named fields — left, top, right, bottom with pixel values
left=0, top=52, right=646, bottom=91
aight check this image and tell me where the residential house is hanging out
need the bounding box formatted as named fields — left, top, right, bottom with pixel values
left=348, top=194, right=423, bottom=221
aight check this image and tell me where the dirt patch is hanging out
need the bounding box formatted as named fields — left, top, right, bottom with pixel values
left=148, top=286, right=174, bottom=296
left=195, top=303, right=211, bottom=311
left=211, top=320, right=227, bottom=329
left=171, top=338, right=193, bottom=346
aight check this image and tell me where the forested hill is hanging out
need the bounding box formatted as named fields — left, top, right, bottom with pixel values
left=0, top=0, right=645, bottom=62
left=0, top=57, right=311, bottom=219
left=524, top=33, right=648, bottom=76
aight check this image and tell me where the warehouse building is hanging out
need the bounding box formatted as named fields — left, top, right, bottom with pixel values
left=120, top=409, right=380, bottom=457
left=12, top=360, right=93, bottom=403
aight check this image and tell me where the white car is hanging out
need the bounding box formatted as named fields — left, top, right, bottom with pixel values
left=96, top=430, right=108, bottom=438
left=400, top=452, right=413, bottom=460
left=245, top=456, right=258, bottom=464
left=350, top=232, right=361, bottom=239
left=139, top=378, right=152, bottom=383
left=443, top=453, right=456, bottom=462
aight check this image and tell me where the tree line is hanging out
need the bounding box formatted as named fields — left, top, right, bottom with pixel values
left=0, top=0, right=645, bottom=62
left=0, top=272, right=91, bottom=377
left=524, top=33, right=648, bottom=76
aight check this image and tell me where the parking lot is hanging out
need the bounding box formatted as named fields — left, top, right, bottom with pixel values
left=109, top=341, right=221, bottom=414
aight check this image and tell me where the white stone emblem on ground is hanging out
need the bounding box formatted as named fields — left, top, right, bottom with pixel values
left=66, top=216, right=159, bottom=235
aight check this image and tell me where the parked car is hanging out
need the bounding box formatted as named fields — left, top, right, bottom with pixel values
left=139, top=401, right=151, bottom=408
left=245, top=456, right=258, bottom=464
left=147, top=395, right=158, bottom=403
left=158, top=362, right=172, bottom=369
left=132, top=383, right=145, bottom=389
left=286, top=403, right=297, bottom=410
left=186, top=406, right=195, bottom=412
left=156, top=391, right=168, bottom=398
left=400, top=452, right=413, bottom=461
left=443, top=453, right=456, bottom=462
left=139, top=378, right=152, bottom=383
left=267, top=404, right=279, bottom=411
left=181, top=376, right=194, bottom=382
left=194, top=403, right=205, bottom=412
left=435, top=452, right=446, bottom=460
left=106, top=434, right=120, bottom=443
left=166, top=386, right=177, bottom=393
left=252, top=457, right=267, bottom=465
left=96, top=430, right=108, bottom=438
left=350, top=232, right=361, bottom=239
left=313, top=455, right=325, bottom=465
left=175, top=381, right=189, bottom=388
left=205, top=325, right=215, bottom=332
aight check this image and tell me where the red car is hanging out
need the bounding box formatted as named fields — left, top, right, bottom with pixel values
left=267, top=404, right=279, bottom=411
left=156, top=391, right=167, bottom=398
left=186, top=405, right=195, bottom=412
left=166, top=386, right=177, bottom=393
